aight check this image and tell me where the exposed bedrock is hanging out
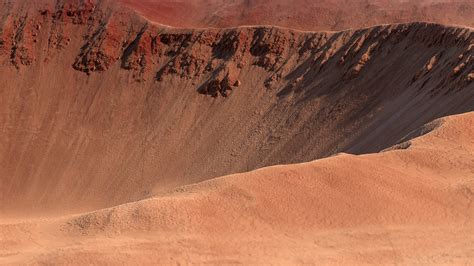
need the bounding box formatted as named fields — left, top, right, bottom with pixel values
left=0, top=0, right=473, bottom=215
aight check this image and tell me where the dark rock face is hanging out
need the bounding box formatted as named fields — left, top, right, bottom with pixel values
left=1, top=1, right=472, bottom=95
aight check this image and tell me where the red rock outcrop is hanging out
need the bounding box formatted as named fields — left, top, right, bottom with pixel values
left=0, top=0, right=473, bottom=214
left=3, top=1, right=471, bottom=96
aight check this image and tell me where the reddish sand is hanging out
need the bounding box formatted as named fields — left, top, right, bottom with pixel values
left=119, top=0, right=474, bottom=31
left=1, top=112, right=473, bottom=264
left=0, top=0, right=473, bottom=264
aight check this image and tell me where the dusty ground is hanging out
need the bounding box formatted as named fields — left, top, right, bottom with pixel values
left=0, top=0, right=473, bottom=264
left=119, top=0, right=474, bottom=31
left=1, top=112, right=473, bottom=264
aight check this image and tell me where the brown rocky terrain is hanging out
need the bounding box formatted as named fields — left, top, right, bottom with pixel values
left=0, top=0, right=473, bottom=264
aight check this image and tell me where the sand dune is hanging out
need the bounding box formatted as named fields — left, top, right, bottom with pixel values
left=0, top=0, right=473, bottom=264
left=1, top=112, right=473, bottom=264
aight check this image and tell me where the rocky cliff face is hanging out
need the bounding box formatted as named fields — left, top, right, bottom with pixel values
left=0, top=0, right=473, bottom=214
left=2, top=1, right=473, bottom=88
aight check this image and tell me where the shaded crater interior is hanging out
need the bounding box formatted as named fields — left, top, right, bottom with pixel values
left=0, top=0, right=473, bottom=216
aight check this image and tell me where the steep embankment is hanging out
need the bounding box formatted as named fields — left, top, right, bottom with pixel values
left=1, top=112, right=473, bottom=264
left=0, top=0, right=473, bottom=215
left=119, top=0, right=474, bottom=31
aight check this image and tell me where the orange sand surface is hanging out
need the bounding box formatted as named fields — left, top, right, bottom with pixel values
left=2, top=112, right=473, bottom=264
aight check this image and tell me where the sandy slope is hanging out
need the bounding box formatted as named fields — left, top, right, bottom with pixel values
left=119, top=0, right=474, bottom=31
left=1, top=0, right=473, bottom=215
left=1, top=112, right=473, bottom=264
left=0, top=1, right=473, bottom=264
